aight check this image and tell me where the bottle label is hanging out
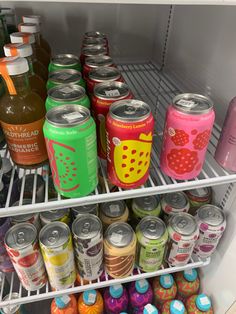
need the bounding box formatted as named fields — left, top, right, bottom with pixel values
left=1, top=118, right=48, bottom=165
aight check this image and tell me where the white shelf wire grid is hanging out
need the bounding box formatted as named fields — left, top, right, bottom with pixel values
left=0, top=255, right=210, bottom=307
left=0, top=62, right=235, bottom=217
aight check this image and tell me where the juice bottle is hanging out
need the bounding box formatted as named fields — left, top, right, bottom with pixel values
left=18, top=23, right=50, bottom=66
left=0, top=57, right=48, bottom=168
left=104, top=284, right=129, bottom=314
left=51, top=295, right=78, bottom=314
left=129, top=279, right=153, bottom=314
left=152, top=274, right=177, bottom=310
left=22, top=15, right=51, bottom=55
left=162, top=300, right=187, bottom=314
left=143, top=304, right=159, bottom=314
left=186, top=294, right=213, bottom=314
left=4, top=43, right=47, bottom=100
left=10, top=31, right=48, bottom=81
left=175, top=269, right=200, bottom=302
left=78, top=289, right=104, bottom=314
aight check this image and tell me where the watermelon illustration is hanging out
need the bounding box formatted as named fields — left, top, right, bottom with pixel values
left=113, top=132, right=152, bottom=184
left=45, top=139, right=80, bottom=193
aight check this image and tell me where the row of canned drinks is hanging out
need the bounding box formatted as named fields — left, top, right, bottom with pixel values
left=1, top=199, right=226, bottom=291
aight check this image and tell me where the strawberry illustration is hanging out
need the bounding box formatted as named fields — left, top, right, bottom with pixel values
left=167, top=148, right=198, bottom=174
left=170, top=129, right=189, bottom=146
left=193, top=130, right=211, bottom=150
left=114, top=132, right=152, bottom=184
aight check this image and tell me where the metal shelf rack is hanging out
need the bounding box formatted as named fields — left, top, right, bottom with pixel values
left=0, top=62, right=235, bottom=217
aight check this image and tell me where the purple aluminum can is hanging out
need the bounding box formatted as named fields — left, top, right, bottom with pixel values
left=0, top=218, right=14, bottom=272
left=215, top=97, right=236, bottom=172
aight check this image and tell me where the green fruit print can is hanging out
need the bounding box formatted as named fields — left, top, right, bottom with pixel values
left=136, top=216, right=168, bottom=272
left=48, top=53, right=82, bottom=73
left=46, top=69, right=86, bottom=90
left=43, top=105, right=98, bottom=198
left=46, top=84, right=90, bottom=112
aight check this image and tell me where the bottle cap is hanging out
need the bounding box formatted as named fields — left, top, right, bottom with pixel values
left=183, top=269, right=198, bottom=282
left=83, top=290, right=97, bottom=305
left=196, top=294, right=212, bottom=311
left=18, top=23, right=40, bottom=34
left=109, top=284, right=123, bottom=298
left=143, top=304, right=159, bottom=314
left=0, top=57, right=29, bottom=76
left=135, top=279, right=149, bottom=294
left=4, top=43, right=33, bottom=58
left=160, top=274, right=174, bottom=289
left=55, top=295, right=71, bottom=309
left=170, top=300, right=185, bottom=314
left=22, top=15, right=41, bottom=25
left=10, top=32, right=35, bottom=44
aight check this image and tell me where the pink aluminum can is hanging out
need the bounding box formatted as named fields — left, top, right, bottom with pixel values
left=160, top=94, right=215, bottom=180
left=214, top=96, right=236, bottom=172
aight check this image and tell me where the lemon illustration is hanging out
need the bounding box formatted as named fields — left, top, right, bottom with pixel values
left=49, top=253, right=68, bottom=266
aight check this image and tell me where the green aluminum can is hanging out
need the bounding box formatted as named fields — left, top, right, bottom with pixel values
left=46, top=69, right=86, bottom=90
left=46, top=84, right=90, bottom=112
left=48, top=53, right=82, bottom=72
left=43, top=105, right=98, bottom=198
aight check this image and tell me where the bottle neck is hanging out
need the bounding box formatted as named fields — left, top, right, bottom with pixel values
left=3, top=73, right=30, bottom=95
left=25, top=56, right=35, bottom=76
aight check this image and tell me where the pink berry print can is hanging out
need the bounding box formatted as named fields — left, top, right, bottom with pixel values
left=194, top=205, right=226, bottom=258
left=160, top=94, right=215, bottom=180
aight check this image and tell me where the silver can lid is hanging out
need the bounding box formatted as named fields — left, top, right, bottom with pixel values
left=101, top=200, right=126, bottom=218
left=133, top=196, right=159, bottom=212
left=1, top=293, right=21, bottom=314
left=163, top=192, right=188, bottom=209
left=84, top=31, right=107, bottom=39
left=40, top=208, right=69, bottom=221
left=48, top=69, right=81, bottom=84
left=46, top=104, right=90, bottom=127
left=105, top=222, right=134, bottom=248
left=139, top=216, right=166, bottom=240
left=197, top=205, right=225, bottom=226
left=51, top=54, right=79, bottom=66
left=72, top=214, right=102, bottom=239
left=173, top=93, right=213, bottom=115
left=83, top=45, right=107, bottom=57
left=169, top=213, right=198, bottom=236
left=72, top=204, right=97, bottom=215
left=5, top=223, right=37, bottom=249
left=39, top=221, right=70, bottom=248
left=110, top=99, right=151, bottom=122
left=94, top=82, right=130, bottom=100
left=48, top=84, right=86, bottom=102
left=83, top=37, right=106, bottom=47
left=187, top=187, right=211, bottom=198
left=85, top=55, right=113, bottom=68
left=89, top=66, right=121, bottom=82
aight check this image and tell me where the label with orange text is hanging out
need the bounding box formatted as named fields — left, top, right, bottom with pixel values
left=1, top=118, right=48, bottom=165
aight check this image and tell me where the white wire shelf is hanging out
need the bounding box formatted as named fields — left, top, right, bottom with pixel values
left=0, top=255, right=210, bottom=307
left=0, top=62, right=235, bottom=217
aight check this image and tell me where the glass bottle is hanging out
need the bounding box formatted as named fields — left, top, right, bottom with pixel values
left=10, top=31, right=48, bottom=81
left=4, top=43, right=47, bottom=100
left=0, top=57, right=48, bottom=168
left=0, top=8, right=18, bottom=34
left=18, top=23, right=50, bottom=67
left=22, top=15, right=51, bottom=55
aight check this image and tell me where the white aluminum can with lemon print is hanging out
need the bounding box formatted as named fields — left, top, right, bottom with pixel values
left=106, top=99, right=154, bottom=189
left=39, top=222, right=76, bottom=290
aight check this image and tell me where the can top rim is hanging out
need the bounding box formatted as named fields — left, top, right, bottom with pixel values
left=162, top=192, right=189, bottom=210
left=173, top=93, right=214, bottom=115
left=51, top=54, right=79, bottom=66
left=82, top=45, right=107, bottom=57
left=100, top=200, right=126, bottom=218
left=197, top=204, right=225, bottom=226
left=5, top=222, right=37, bottom=250
left=85, top=55, right=112, bottom=67
left=186, top=187, right=211, bottom=198
left=84, top=31, right=107, bottom=39
left=138, top=216, right=167, bottom=240
left=169, top=213, right=198, bottom=236
left=40, top=208, right=69, bottom=221
left=48, top=69, right=82, bottom=84
left=89, top=66, right=121, bottom=82
left=48, top=84, right=86, bottom=102
left=105, top=222, right=134, bottom=247
left=72, top=214, right=102, bottom=239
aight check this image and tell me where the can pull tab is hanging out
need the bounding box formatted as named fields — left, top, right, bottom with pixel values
left=177, top=218, right=187, bottom=229
left=48, top=230, right=59, bottom=244
left=16, top=231, right=26, bottom=245
left=148, top=222, right=157, bottom=233
left=207, top=210, right=221, bottom=220
left=124, top=105, right=136, bottom=115
left=82, top=222, right=91, bottom=234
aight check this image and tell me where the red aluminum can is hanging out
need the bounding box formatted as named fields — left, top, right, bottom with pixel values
left=80, top=45, right=107, bottom=66
left=87, top=67, right=124, bottom=95
left=92, top=81, right=133, bottom=159
left=83, top=55, right=114, bottom=79
left=106, top=99, right=154, bottom=189
left=82, top=37, right=109, bottom=53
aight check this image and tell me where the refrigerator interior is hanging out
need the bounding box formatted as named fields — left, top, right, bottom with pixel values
left=1, top=2, right=236, bottom=313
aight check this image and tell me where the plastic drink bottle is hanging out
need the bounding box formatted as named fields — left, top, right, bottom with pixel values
left=129, top=279, right=153, bottom=314
left=175, top=269, right=200, bottom=302
left=104, top=284, right=129, bottom=314
left=78, top=289, right=104, bottom=314
left=51, top=295, right=78, bottom=314
left=162, top=300, right=187, bottom=314
left=152, top=274, right=177, bottom=310
left=186, top=294, right=213, bottom=314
